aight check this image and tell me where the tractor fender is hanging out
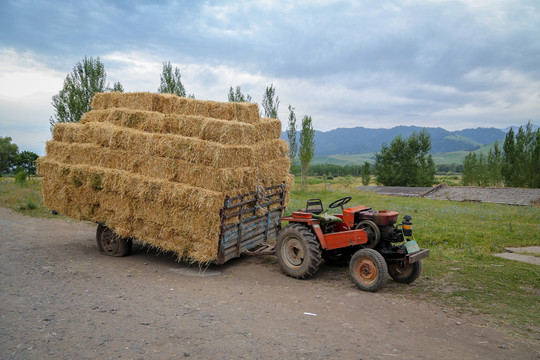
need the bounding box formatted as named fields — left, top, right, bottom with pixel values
left=311, top=223, right=328, bottom=249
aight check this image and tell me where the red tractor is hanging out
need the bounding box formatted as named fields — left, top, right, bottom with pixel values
left=275, top=196, right=429, bottom=292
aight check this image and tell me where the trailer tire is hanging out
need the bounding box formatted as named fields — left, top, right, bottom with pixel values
left=388, top=259, right=422, bottom=284
left=97, top=225, right=132, bottom=257
left=276, top=224, right=321, bottom=279
left=350, top=248, right=387, bottom=292
left=96, top=223, right=106, bottom=252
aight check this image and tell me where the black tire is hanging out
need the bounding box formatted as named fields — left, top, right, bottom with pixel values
left=322, top=249, right=351, bottom=267
left=96, top=223, right=106, bottom=252
left=355, top=220, right=381, bottom=249
left=349, top=248, right=388, bottom=292
left=388, top=260, right=422, bottom=284
left=97, top=225, right=132, bottom=257
left=276, top=223, right=322, bottom=279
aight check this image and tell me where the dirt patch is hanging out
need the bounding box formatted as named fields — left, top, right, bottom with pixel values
left=424, top=186, right=540, bottom=206
left=359, top=185, right=540, bottom=206
left=0, top=207, right=538, bottom=359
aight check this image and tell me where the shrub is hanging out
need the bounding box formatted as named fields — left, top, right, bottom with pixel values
left=14, top=169, right=27, bottom=186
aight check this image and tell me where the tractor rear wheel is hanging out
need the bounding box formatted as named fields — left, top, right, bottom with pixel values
left=97, top=225, right=132, bottom=257
left=388, top=260, right=422, bottom=284
left=276, top=224, right=322, bottom=279
left=349, top=248, right=388, bottom=292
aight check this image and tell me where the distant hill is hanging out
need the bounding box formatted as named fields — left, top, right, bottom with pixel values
left=281, top=125, right=512, bottom=156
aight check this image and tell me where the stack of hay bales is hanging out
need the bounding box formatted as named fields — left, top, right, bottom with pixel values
left=38, top=92, right=292, bottom=263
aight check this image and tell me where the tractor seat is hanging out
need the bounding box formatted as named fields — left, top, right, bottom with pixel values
left=303, top=199, right=324, bottom=214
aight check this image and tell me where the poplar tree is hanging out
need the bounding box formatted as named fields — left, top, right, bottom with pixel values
left=262, top=84, right=279, bottom=118
left=299, top=115, right=315, bottom=190
left=49, top=56, right=108, bottom=131
left=228, top=86, right=252, bottom=102
left=158, top=62, right=187, bottom=97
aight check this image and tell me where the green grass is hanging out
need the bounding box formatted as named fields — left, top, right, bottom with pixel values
left=0, top=177, right=65, bottom=218
left=312, top=153, right=374, bottom=165
left=289, top=182, right=540, bottom=339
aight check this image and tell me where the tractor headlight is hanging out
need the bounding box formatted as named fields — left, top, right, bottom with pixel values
left=401, top=215, right=413, bottom=237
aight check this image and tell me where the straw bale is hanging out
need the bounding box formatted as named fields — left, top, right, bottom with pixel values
left=38, top=159, right=224, bottom=213
left=81, top=108, right=282, bottom=144
left=53, top=122, right=252, bottom=167
left=45, top=140, right=290, bottom=196
left=38, top=159, right=225, bottom=262
left=53, top=122, right=288, bottom=168
left=256, top=118, right=282, bottom=141
left=91, top=92, right=260, bottom=124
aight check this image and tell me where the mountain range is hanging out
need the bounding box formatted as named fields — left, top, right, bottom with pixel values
left=281, top=125, right=539, bottom=157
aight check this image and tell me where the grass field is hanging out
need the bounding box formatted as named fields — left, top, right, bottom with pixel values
left=1, top=176, right=539, bottom=338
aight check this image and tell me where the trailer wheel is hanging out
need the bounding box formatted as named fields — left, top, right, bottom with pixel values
left=97, top=225, right=132, bottom=257
left=350, top=248, right=387, bottom=292
left=96, top=224, right=106, bottom=252
left=355, top=220, right=381, bottom=249
left=276, top=224, right=321, bottom=279
left=388, top=260, right=422, bottom=284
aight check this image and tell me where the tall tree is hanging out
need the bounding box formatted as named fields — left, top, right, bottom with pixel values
left=502, top=122, right=538, bottom=187
left=533, top=130, right=540, bottom=188
left=502, top=128, right=517, bottom=186
left=158, top=62, right=186, bottom=97
left=361, top=161, right=371, bottom=186
left=262, top=84, right=279, bottom=118
left=228, top=86, right=252, bottom=102
left=299, top=115, right=315, bottom=190
left=374, top=129, right=436, bottom=187
left=111, top=81, right=124, bottom=92
left=0, top=137, right=18, bottom=175
left=15, top=151, right=39, bottom=175
left=49, top=56, right=108, bottom=132
left=286, top=104, right=298, bottom=161
left=487, top=142, right=503, bottom=186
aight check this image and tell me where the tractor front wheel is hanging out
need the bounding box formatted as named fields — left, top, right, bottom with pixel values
left=97, top=225, right=132, bottom=257
left=276, top=224, right=322, bottom=279
left=388, top=260, right=422, bottom=284
left=349, top=248, right=388, bottom=292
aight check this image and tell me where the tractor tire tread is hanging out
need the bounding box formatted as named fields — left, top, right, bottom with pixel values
left=276, top=223, right=322, bottom=279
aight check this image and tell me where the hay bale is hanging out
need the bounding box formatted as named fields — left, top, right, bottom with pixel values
left=91, top=92, right=260, bottom=124
left=38, top=159, right=225, bottom=261
left=81, top=108, right=281, bottom=144
left=45, top=140, right=290, bottom=195
left=53, top=122, right=287, bottom=168
left=40, top=93, right=292, bottom=264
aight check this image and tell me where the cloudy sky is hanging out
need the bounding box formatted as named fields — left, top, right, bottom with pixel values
left=1, top=0, right=539, bottom=155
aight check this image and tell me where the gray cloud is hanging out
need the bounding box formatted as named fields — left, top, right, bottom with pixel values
left=0, top=0, right=539, bottom=134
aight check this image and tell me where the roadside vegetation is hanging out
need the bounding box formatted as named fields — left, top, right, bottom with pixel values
left=0, top=177, right=64, bottom=218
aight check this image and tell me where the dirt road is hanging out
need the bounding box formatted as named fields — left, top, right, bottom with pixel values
left=1, top=207, right=538, bottom=360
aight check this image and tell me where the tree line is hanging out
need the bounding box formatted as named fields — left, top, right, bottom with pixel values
left=0, top=137, right=39, bottom=176
left=462, top=122, right=539, bottom=188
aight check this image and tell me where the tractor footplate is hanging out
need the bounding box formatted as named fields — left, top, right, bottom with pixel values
left=406, top=249, right=429, bottom=264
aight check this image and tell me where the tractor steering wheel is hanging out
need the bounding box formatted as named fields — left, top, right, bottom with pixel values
left=328, top=196, right=352, bottom=209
